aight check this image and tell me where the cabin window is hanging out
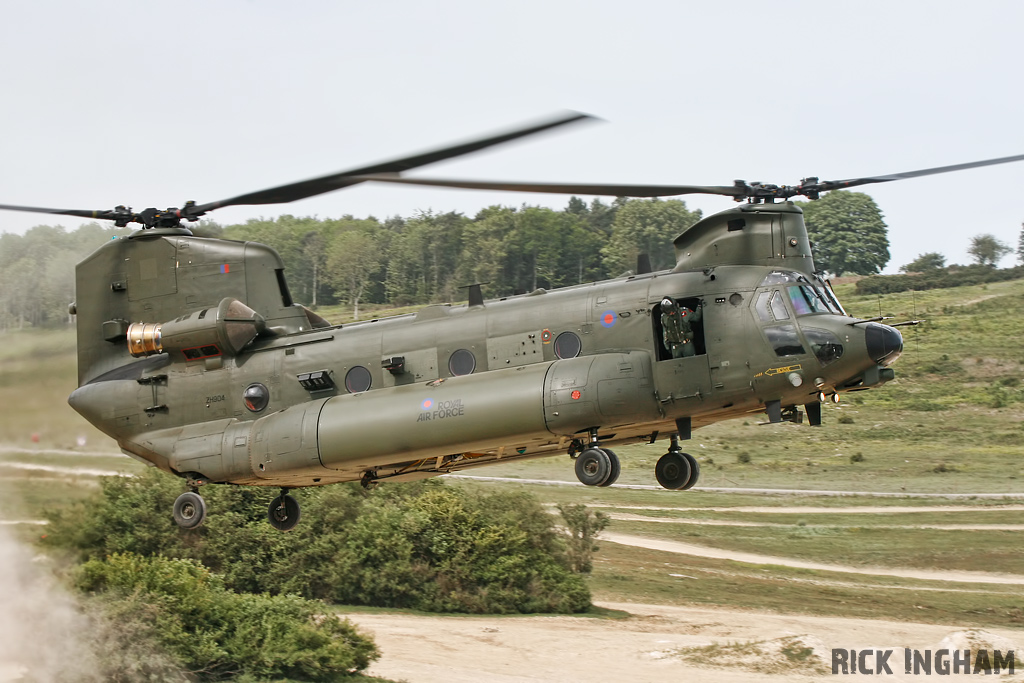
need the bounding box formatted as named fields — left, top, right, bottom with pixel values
left=764, top=325, right=806, bottom=357
left=448, top=349, right=477, bottom=376
left=243, top=383, right=270, bottom=412
left=344, top=366, right=372, bottom=393
left=554, top=331, right=582, bottom=359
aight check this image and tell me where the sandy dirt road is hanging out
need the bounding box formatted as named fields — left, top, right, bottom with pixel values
left=601, top=533, right=1024, bottom=586
left=348, top=601, right=1023, bottom=683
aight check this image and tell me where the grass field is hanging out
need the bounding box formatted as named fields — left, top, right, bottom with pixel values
left=1, top=278, right=1022, bottom=632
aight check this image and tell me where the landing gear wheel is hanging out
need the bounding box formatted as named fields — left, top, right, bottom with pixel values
left=597, top=449, right=620, bottom=487
left=173, top=491, right=207, bottom=529
left=267, top=493, right=301, bottom=531
left=679, top=452, right=700, bottom=490
left=575, top=447, right=612, bottom=486
left=655, top=451, right=692, bottom=490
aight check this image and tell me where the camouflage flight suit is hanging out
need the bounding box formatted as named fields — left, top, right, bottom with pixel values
left=661, top=299, right=702, bottom=358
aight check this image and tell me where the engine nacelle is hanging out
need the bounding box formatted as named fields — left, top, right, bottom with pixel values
left=127, top=297, right=265, bottom=360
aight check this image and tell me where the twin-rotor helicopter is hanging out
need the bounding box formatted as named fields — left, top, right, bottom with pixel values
left=3, top=112, right=1022, bottom=530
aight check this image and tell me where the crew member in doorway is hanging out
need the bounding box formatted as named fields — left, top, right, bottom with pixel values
left=661, top=297, right=702, bottom=358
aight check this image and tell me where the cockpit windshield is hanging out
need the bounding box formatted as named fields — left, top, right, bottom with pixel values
left=760, top=271, right=846, bottom=316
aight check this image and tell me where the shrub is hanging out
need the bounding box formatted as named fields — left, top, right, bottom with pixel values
left=557, top=503, right=611, bottom=574
left=76, top=553, right=378, bottom=681
left=736, top=452, right=752, bottom=464
left=855, top=264, right=1024, bottom=295
left=48, top=470, right=590, bottom=614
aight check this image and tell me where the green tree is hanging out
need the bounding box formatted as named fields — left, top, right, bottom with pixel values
left=326, top=228, right=383, bottom=319
left=967, top=233, right=1012, bottom=267
left=1016, top=222, right=1024, bottom=264
left=899, top=252, right=946, bottom=272
left=798, top=191, right=890, bottom=276
left=601, top=198, right=702, bottom=274
left=556, top=503, right=610, bottom=573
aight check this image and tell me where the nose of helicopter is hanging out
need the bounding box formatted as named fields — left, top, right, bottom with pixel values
left=864, top=323, right=903, bottom=366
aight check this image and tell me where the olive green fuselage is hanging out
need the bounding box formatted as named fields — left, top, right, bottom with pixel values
left=68, top=202, right=899, bottom=488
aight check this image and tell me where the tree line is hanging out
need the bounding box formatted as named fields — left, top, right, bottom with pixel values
left=0, top=197, right=703, bottom=326
left=5, top=188, right=1020, bottom=329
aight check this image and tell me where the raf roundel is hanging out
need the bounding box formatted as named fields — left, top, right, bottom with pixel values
left=421, top=398, right=434, bottom=411
left=600, top=310, right=617, bottom=328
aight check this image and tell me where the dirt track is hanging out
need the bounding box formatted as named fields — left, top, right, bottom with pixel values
left=601, top=532, right=1024, bottom=586
left=348, top=601, right=1023, bottom=683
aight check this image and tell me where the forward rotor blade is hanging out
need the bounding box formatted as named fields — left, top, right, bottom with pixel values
left=191, top=111, right=595, bottom=214
left=819, top=152, right=1024, bottom=191
left=351, top=175, right=744, bottom=198
left=0, top=203, right=120, bottom=221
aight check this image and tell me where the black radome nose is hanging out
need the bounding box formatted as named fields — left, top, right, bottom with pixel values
left=865, top=323, right=903, bottom=366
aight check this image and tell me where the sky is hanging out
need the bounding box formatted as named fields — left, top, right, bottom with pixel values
left=1, top=1, right=1023, bottom=272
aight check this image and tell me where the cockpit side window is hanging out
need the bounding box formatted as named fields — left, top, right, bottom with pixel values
left=764, top=324, right=806, bottom=357
left=755, top=291, right=772, bottom=322
left=769, top=290, right=791, bottom=320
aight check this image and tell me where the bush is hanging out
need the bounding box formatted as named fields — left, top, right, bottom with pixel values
left=855, top=265, right=1024, bottom=295
left=48, top=470, right=591, bottom=614
left=76, top=553, right=378, bottom=681
left=557, top=503, right=610, bottom=574
left=736, top=452, right=752, bottom=464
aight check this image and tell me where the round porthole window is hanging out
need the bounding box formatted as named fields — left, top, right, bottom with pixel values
left=243, top=383, right=269, bottom=412
left=345, top=365, right=372, bottom=393
left=448, top=349, right=476, bottom=376
left=554, top=331, right=582, bottom=359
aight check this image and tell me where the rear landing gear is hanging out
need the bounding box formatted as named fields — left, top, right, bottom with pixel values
left=172, top=491, right=207, bottom=529
left=571, top=430, right=621, bottom=487
left=267, top=489, right=301, bottom=532
left=655, top=435, right=700, bottom=490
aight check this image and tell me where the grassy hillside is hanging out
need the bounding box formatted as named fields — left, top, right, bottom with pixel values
left=2, top=278, right=1023, bottom=631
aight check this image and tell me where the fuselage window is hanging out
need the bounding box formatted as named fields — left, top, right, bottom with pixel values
left=243, top=383, right=270, bottom=412
left=554, top=331, right=582, bottom=359
left=344, top=365, right=372, bottom=393
left=448, top=349, right=477, bottom=376
left=764, top=324, right=806, bottom=357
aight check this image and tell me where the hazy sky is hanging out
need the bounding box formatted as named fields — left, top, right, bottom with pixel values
left=2, top=1, right=1023, bottom=272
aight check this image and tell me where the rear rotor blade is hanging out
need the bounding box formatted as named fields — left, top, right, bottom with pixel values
left=191, top=111, right=595, bottom=213
left=350, top=175, right=745, bottom=198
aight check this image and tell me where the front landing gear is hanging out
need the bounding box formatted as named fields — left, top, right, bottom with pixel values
left=268, top=489, right=301, bottom=532
left=173, top=491, right=207, bottom=529
left=655, top=436, right=700, bottom=491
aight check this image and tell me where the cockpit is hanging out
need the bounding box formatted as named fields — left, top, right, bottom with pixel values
left=753, top=270, right=848, bottom=367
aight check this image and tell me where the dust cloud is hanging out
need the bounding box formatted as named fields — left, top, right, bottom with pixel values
left=0, top=527, right=100, bottom=683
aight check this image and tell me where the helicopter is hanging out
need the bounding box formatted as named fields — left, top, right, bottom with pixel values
left=3, top=112, right=1023, bottom=531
